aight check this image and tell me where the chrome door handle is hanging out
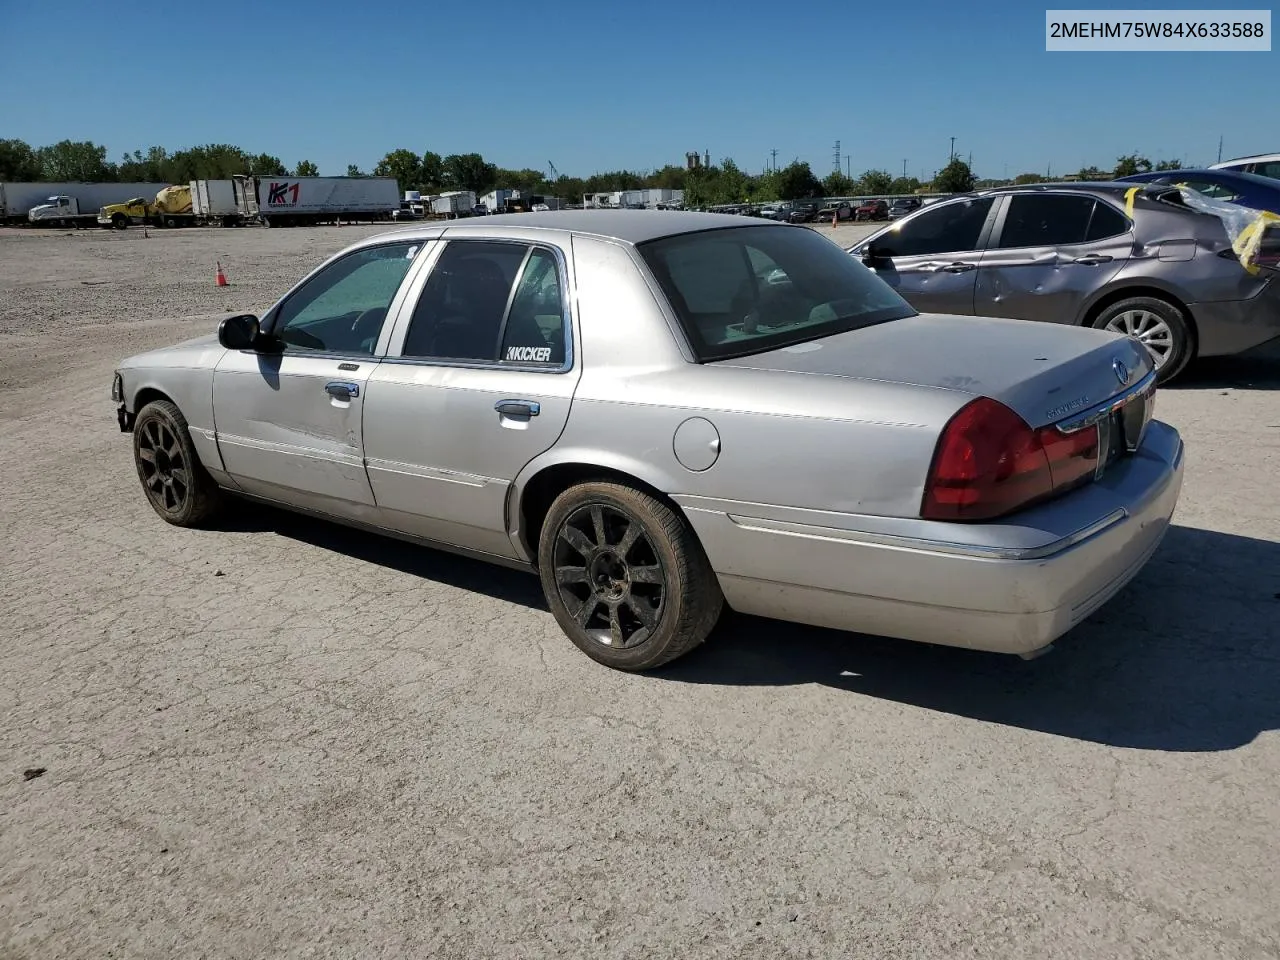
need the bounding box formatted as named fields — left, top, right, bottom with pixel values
left=1073, top=254, right=1114, bottom=265
left=494, top=399, right=540, bottom=418
left=941, top=262, right=977, bottom=273
left=325, top=381, right=359, bottom=400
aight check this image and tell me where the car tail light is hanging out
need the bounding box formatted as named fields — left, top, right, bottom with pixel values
left=922, top=398, right=1100, bottom=522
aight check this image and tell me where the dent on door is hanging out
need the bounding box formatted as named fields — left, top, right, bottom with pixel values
left=213, top=351, right=377, bottom=510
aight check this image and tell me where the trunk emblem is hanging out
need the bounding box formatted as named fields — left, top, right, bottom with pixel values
left=1113, top=359, right=1130, bottom=384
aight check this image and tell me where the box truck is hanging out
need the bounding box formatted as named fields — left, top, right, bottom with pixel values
left=191, top=179, right=244, bottom=226
left=430, top=191, right=477, bottom=217
left=233, top=175, right=399, bottom=226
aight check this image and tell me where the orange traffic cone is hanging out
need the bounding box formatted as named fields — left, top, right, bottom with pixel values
left=215, top=261, right=228, bottom=287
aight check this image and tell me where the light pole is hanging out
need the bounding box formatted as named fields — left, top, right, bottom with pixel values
left=949, top=137, right=955, bottom=162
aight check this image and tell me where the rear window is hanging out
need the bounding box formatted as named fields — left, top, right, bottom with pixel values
left=638, top=225, right=915, bottom=361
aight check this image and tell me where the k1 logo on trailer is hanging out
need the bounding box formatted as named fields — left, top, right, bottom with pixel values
left=267, top=182, right=301, bottom=206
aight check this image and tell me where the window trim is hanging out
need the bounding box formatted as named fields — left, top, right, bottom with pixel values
left=383, top=237, right=576, bottom=375
left=260, top=238, right=431, bottom=359
left=989, top=192, right=1133, bottom=251
left=869, top=194, right=1000, bottom=259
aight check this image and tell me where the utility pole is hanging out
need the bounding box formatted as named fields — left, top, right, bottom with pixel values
left=903, top=159, right=908, bottom=179
left=949, top=137, right=956, bottom=162
left=1217, top=136, right=1223, bottom=163
left=833, top=140, right=841, bottom=174
left=846, top=156, right=851, bottom=178
left=770, top=148, right=778, bottom=172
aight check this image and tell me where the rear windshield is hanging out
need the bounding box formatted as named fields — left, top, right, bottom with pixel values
left=637, top=224, right=915, bottom=361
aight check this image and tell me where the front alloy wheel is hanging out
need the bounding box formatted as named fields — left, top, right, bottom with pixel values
left=538, top=482, right=723, bottom=671
left=132, top=399, right=223, bottom=527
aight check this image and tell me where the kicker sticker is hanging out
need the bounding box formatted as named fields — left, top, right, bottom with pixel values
left=506, top=345, right=552, bottom=362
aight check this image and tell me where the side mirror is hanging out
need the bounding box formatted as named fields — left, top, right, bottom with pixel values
left=861, top=244, right=890, bottom=269
left=218, top=313, right=261, bottom=350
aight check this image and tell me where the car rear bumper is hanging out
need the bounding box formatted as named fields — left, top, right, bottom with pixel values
left=1191, top=275, right=1280, bottom=356
left=675, top=420, right=1184, bottom=656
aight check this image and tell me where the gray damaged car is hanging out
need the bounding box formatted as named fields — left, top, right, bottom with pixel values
left=112, top=211, right=1184, bottom=671
left=849, top=183, right=1280, bottom=382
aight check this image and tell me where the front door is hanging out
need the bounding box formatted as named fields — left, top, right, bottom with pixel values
left=974, top=193, right=1130, bottom=324
left=858, top=196, right=997, bottom=315
left=213, top=238, right=426, bottom=520
left=362, top=238, right=581, bottom=559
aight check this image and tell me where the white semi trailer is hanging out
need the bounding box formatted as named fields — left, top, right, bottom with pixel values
left=232, top=175, right=400, bottom=226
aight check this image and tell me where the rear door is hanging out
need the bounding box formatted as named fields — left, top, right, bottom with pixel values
left=975, top=193, right=1131, bottom=325
left=858, top=196, right=997, bottom=315
left=362, top=237, right=581, bottom=559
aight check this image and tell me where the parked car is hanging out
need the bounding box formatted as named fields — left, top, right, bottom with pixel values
left=787, top=204, right=819, bottom=223
left=1114, top=168, right=1280, bottom=214
left=848, top=183, right=1280, bottom=382
left=819, top=202, right=855, bottom=223
left=888, top=197, right=923, bottom=220
left=1210, top=152, right=1280, bottom=181
left=112, top=210, right=1183, bottom=672
left=855, top=199, right=889, bottom=221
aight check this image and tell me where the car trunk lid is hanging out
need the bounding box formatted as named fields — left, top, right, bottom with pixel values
left=712, top=312, right=1155, bottom=430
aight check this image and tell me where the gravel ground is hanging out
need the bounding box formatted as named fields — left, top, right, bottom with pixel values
left=2, top=222, right=1279, bottom=960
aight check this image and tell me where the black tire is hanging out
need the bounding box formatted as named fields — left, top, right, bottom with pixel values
left=537, top=481, right=723, bottom=671
left=112, top=214, right=127, bottom=230
left=164, top=216, right=178, bottom=228
left=1090, top=295, right=1193, bottom=383
left=132, top=400, right=223, bottom=527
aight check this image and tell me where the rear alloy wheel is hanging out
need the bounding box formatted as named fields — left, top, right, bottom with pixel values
left=132, top=400, right=223, bottom=527
left=1092, top=296, right=1192, bottom=383
left=538, top=482, right=723, bottom=671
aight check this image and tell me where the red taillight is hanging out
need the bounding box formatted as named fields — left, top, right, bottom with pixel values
left=922, top=398, right=1100, bottom=522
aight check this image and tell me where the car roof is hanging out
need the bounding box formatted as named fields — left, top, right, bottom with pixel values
left=972, top=181, right=1152, bottom=198
left=1115, top=168, right=1280, bottom=189
left=1211, top=152, right=1280, bottom=167
left=371, top=209, right=785, bottom=245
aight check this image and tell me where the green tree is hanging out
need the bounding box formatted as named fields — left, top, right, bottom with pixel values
left=1113, top=154, right=1152, bottom=177
left=1013, top=172, right=1044, bottom=184
left=1154, top=158, right=1183, bottom=171
left=419, top=152, right=445, bottom=191
left=0, top=138, right=42, bottom=180
left=347, top=164, right=365, bottom=178
left=374, top=148, right=425, bottom=192
left=824, top=171, right=856, bottom=196
left=118, top=146, right=169, bottom=181
left=294, top=159, right=319, bottom=177
left=776, top=160, right=821, bottom=200
left=247, top=153, right=286, bottom=176
left=442, top=153, right=498, bottom=195
left=36, top=140, right=114, bottom=181
left=648, top=165, right=688, bottom=191
left=857, top=169, right=894, bottom=194
left=1077, top=165, right=1109, bottom=180
left=888, top=176, right=921, bottom=195
left=933, top=158, right=975, bottom=193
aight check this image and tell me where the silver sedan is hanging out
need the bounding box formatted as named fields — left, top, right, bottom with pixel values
left=112, top=211, right=1184, bottom=670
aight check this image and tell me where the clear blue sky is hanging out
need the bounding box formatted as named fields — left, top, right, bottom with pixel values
left=1, top=0, right=1274, bottom=179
